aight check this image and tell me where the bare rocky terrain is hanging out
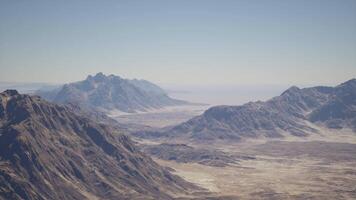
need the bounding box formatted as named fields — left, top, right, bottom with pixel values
left=0, top=90, right=202, bottom=200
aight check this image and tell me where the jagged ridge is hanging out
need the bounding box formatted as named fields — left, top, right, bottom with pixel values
left=136, top=79, right=356, bottom=141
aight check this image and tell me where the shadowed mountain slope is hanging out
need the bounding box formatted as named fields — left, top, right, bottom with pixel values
left=37, top=73, right=187, bottom=113
left=0, top=90, right=198, bottom=200
left=136, top=79, right=356, bottom=141
left=308, top=79, right=356, bottom=130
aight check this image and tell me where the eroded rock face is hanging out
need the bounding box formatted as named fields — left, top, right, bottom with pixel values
left=0, top=91, right=197, bottom=200
left=137, top=79, right=356, bottom=141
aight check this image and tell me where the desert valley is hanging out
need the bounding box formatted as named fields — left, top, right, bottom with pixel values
left=1, top=1, right=355, bottom=199
left=1, top=73, right=355, bottom=199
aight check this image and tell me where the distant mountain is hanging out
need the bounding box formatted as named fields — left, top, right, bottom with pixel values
left=0, top=90, right=198, bottom=200
left=37, top=73, right=187, bottom=113
left=137, top=79, right=356, bottom=141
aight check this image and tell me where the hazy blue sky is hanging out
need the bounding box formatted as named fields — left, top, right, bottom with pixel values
left=1, top=0, right=355, bottom=86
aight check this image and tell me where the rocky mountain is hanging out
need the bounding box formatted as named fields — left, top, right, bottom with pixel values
left=308, top=79, right=356, bottom=129
left=0, top=90, right=198, bottom=200
left=136, top=79, right=356, bottom=141
left=37, top=73, right=187, bottom=113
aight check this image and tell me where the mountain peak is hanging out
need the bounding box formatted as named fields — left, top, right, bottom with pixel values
left=86, top=72, right=107, bottom=81
left=94, top=72, right=105, bottom=77
left=338, top=78, right=356, bottom=87
left=281, top=86, right=300, bottom=96
left=91, top=72, right=107, bottom=81
left=1, top=89, right=19, bottom=96
left=86, top=73, right=123, bottom=82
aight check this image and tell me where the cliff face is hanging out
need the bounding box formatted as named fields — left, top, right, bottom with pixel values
left=0, top=90, right=196, bottom=200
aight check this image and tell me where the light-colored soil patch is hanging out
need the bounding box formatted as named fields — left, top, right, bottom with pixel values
left=109, top=105, right=210, bottom=128
left=156, top=139, right=356, bottom=200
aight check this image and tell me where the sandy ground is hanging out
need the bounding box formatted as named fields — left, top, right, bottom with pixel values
left=154, top=131, right=356, bottom=200
left=108, top=105, right=210, bottom=128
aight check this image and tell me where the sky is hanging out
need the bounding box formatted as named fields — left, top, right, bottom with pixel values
left=0, top=0, right=355, bottom=86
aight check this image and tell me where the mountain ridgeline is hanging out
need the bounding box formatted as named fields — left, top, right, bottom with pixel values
left=137, top=79, right=356, bottom=141
left=0, top=90, right=198, bottom=200
left=37, top=73, right=187, bottom=113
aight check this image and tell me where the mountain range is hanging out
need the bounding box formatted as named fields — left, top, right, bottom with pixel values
left=136, top=79, right=356, bottom=141
left=37, top=73, right=187, bottom=113
left=0, top=90, right=198, bottom=200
